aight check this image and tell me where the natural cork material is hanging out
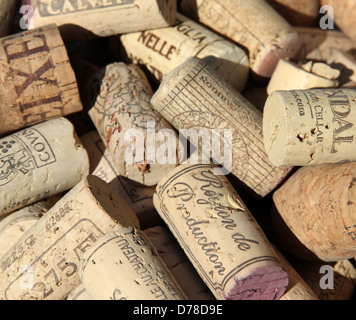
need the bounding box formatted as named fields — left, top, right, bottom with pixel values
left=273, top=162, right=356, bottom=262
left=263, top=88, right=356, bottom=167
left=179, top=0, right=303, bottom=79
left=0, top=24, right=83, bottom=135
left=153, top=164, right=289, bottom=300
left=0, top=118, right=89, bottom=216
left=115, top=13, right=249, bottom=92
left=79, top=228, right=187, bottom=300
left=0, top=175, right=140, bottom=300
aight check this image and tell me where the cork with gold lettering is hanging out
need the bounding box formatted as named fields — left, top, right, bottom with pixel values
left=263, top=88, right=356, bottom=167
left=273, top=162, right=356, bottom=262
left=0, top=24, right=82, bottom=135
left=114, top=13, right=249, bottom=92
left=153, top=164, right=289, bottom=300
left=25, top=0, right=177, bottom=40
left=0, top=0, right=17, bottom=37
left=0, top=175, right=140, bottom=300
left=151, top=57, right=292, bottom=198
left=79, top=227, right=187, bottom=300
left=179, top=0, right=303, bottom=79
left=0, top=118, right=89, bottom=216
left=89, top=62, right=182, bottom=187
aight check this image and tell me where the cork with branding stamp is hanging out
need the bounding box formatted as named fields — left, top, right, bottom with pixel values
left=273, top=162, right=356, bottom=262
left=0, top=24, right=83, bottom=135
left=153, top=164, right=289, bottom=300
left=263, top=88, right=356, bottom=167
left=0, top=118, right=89, bottom=216
left=114, top=13, right=249, bottom=92
left=151, top=57, right=292, bottom=198
left=179, top=0, right=303, bottom=79
left=89, top=62, right=181, bottom=187
left=79, top=227, right=187, bottom=300
left=0, top=175, right=140, bottom=300
left=25, top=0, right=177, bottom=40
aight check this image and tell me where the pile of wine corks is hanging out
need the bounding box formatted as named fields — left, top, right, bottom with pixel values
left=0, top=0, right=355, bottom=301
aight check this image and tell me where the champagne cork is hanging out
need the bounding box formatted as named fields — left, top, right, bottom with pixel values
left=263, top=88, right=356, bottom=167
left=272, top=162, right=356, bottom=262
left=0, top=24, right=83, bottom=135
left=153, top=163, right=289, bottom=300
left=80, top=130, right=159, bottom=229
left=178, top=0, right=303, bottom=79
left=267, top=60, right=339, bottom=95
left=151, top=57, right=292, bottom=198
left=0, top=175, right=140, bottom=300
left=143, top=226, right=215, bottom=300
left=67, top=284, right=93, bottom=300
left=0, top=118, right=89, bottom=216
left=79, top=227, right=187, bottom=300
left=0, top=0, right=17, bottom=37
left=24, top=0, right=177, bottom=40
left=266, top=0, right=320, bottom=27
left=114, top=13, right=249, bottom=92
left=89, top=62, right=181, bottom=187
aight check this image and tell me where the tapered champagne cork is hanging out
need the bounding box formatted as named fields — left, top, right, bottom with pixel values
left=114, top=13, right=249, bottom=92
left=80, top=130, right=159, bottom=229
left=24, top=0, right=177, bottom=40
left=153, top=164, right=289, bottom=300
left=263, top=88, right=356, bottom=167
left=67, top=284, right=93, bottom=300
left=0, top=175, right=140, bottom=300
left=266, top=0, right=320, bottom=27
left=273, top=162, right=356, bottom=262
left=267, top=60, right=339, bottom=95
left=0, top=0, right=17, bottom=37
left=0, top=24, right=83, bottom=135
left=89, top=62, right=181, bottom=187
left=179, top=0, right=303, bottom=79
left=143, top=226, right=215, bottom=300
left=79, top=228, right=187, bottom=300
left=151, top=57, right=292, bottom=198
left=0, top=118, right=89, bottom=216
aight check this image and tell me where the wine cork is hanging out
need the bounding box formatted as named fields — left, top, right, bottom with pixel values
left=0, top=0, right=17, bottom=37
left=263, top=88, right=356, bottom=167
left=151, top=57, right=292, bottom=198
left=267, top=60, right=339, bottom=95
left=279, top=282, right=319, bottom=300
left=0, top=175, right=140, bottom=300
left=266, top=0, right=320, bottom=27
left=25, top=0, right=177, bottom=40
left=0, top=24, right=83, bottom=135
left=0, top=118, right=89, bottom=216
left=153, top=163, right=289, bottom=300
left=272, top=162, right=356, bottom=262
left=80, top=130, right=159, bottom=229
left=144, top=226, right=215, bottom=300
left=178, top=0, right=303, bottom=79
left=67, top=284, right=93, bottom=300
left=89, top=62, right=181, bottom=187
left=79, top=227, right=187, bottom=300
left=114, top=13, right=249, bottom=92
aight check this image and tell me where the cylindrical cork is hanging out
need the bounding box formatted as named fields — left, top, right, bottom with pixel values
left=0, top=175, right=140, bottom=300
left=89, top=62, right=181, bottom=187
left=0, top=24, right=83, bottom=135
left=79, top=228, right=187, bottom=300
left=179, top=0, right=303, bottom=79
left=263, top=88, right=356, bottom=167
left=151, top=57, right=292, bottom=198
left=80, top=130, right=159, bottom=229
left=144, top=226, right=215, bottom=300
left=67, top=284, right=93, bottom=301
left=0, top=0, right=17, bottom=37
left=267, top=60, right=339, bottom=95
left=320, top=0, right=356, bottom=43
left=0, top=118, right=89, bottom=216
left=24, top=0, right=177, bottom=40
left=279, top=282, right=319, bottom=300
left=266, top=0, right=320, bottom=27
left=273, top=162, right=356, bottom=262
left=113, top=13, right=249, bottom=92
left=153, top=164, right=289, bottom=300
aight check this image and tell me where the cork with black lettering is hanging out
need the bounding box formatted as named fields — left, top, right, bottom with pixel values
left=0, top=24, right=82, bottom=136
